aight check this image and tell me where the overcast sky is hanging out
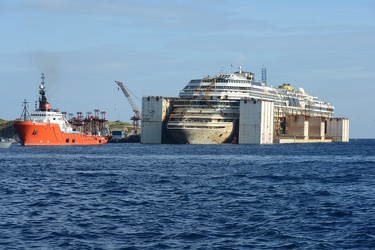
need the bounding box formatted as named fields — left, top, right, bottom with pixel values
left=0, top=0, right=374, bottom=138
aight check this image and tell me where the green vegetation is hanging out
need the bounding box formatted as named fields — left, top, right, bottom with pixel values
left=0, top=119, right=15, bottom=138
left=108, top=120, right=134, bottom=134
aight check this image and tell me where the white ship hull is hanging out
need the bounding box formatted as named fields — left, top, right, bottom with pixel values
left=168, top=122, right=234, bottom=144
left=0, top=140, right=13, bottom=148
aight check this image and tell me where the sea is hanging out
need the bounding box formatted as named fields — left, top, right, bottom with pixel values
left=0, top=139, right=374, bottom=249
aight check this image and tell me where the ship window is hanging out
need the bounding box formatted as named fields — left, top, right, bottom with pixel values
left=66, top=138, right=69, bottom=143
left=72, top=139, right=75, bottom=143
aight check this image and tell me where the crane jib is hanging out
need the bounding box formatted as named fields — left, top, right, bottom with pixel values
left=115, top=80, right=141, bottom=134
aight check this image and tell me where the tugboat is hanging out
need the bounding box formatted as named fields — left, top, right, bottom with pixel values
left=13, top=73, right=108, bottom=146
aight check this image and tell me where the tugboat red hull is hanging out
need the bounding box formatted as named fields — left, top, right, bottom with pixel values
left=13, top=121, right=108, bottom=146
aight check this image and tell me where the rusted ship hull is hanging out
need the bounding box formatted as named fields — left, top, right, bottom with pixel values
left=13, top=121, right=108, bottom=146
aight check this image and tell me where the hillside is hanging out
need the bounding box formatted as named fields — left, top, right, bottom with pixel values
left=108, top=120, right=135, bottom=134
left=0, top=119, right=15, bottom=138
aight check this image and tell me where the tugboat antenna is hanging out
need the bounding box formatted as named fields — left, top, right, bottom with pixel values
left=41, top=73, right=45, bottom=85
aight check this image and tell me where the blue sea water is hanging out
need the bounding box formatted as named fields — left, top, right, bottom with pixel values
left=0, top=140, right=374, bottom=249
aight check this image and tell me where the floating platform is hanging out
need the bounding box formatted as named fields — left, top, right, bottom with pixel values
left=141, top=96, right=349, bottom=144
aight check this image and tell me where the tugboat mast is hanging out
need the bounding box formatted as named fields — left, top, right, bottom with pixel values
left=38, top=73, right=51, bottom=111
left=20, top=99, right=31, bottom=121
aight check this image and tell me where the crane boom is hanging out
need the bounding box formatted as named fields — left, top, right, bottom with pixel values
left=115, top=80, right=141, bottom=134
left=115, top=81, right=140, bottom=116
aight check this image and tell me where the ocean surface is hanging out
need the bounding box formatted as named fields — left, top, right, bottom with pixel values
left=0, top=140, right=374, bottom=249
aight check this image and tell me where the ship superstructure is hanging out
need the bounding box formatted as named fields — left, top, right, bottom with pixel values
left=13, top=73, right=108, bottom=146
left=276, top=83, right=334, bottom=117
left=166, top=68, right=334, bottom=144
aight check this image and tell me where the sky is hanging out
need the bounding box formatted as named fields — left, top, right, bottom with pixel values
left=0, top=0, right=374, bottom=138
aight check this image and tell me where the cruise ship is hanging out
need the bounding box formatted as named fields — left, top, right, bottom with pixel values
left=166, top=67, right=334, bottom=144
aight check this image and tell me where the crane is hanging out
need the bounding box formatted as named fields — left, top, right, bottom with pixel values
left=115, top=81, right=141, bottom=134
